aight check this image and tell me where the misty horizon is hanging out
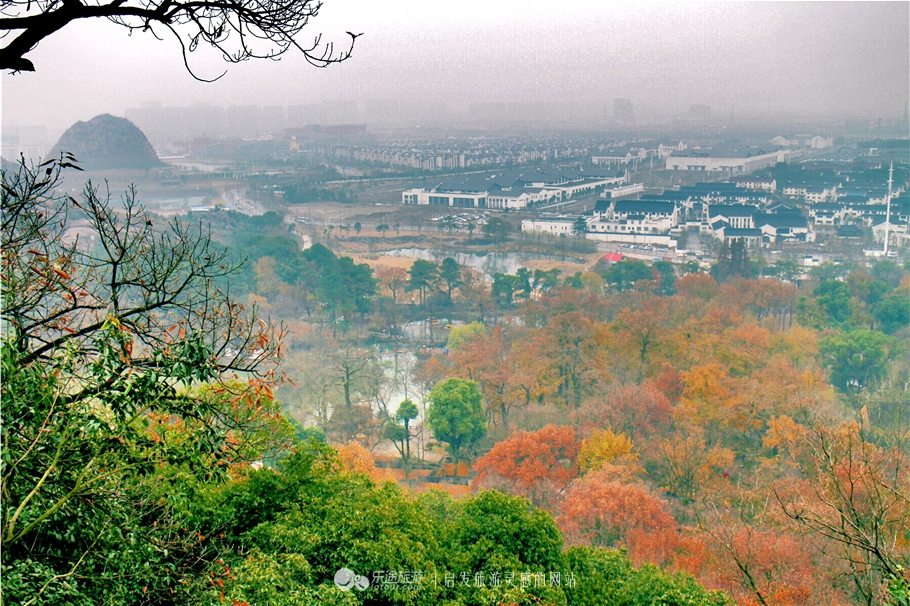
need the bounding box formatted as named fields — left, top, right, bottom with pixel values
left=2, top=1, right=908, bottom=135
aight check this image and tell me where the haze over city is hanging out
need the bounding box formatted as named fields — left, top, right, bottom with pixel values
left=2, top=1, right=908, bottom=134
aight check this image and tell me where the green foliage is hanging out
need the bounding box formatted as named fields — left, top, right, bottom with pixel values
left=598, top=260, right=654, bottom=292
left=810, top=261, right=854, bottom=282
left=439, top=257, right=464, bottom=303
left=874, top=293, right=910, bottom=335
left=711, top=239, right=755, bottom=283
left=407, top=259, right=439, bottom=305
left=573, top=216, right=588, bottom=237
left=426, top=378, right=487, bottom=464
left=292, top=421, right=329, bottom=444
left=534, top=268, right=563, bottom=292
left=814, top=279, right=853, bottom=324
left=455, top=491, right=564, bottom=571
left=0, top=157, right=289, bottom=605
left=192, top=458, right=728, bottom=606
left=763, top=260, right=803, bottom=282
left=887, top=567, right=910, bottom=606
left=447, top=322, right=487, bottom=351
left=870, top=260, right=906, bottom=288
left=232, top=236, right=376, bottom=319
left=482, top=217, right=512, bottom=242
left=214, top=548, right=359, bottom=606
left=283, top=183, right=350, bottom=204
left=818, top=328, right=898, bottom=392
left=492, top=272, right=525, bottom=307
left=0, top=333, right=297, bottom=603
left=563, top=547, right=730, bottom=606
left=653, top=261, right=678, bottom=295
left=396, top=399, right=420, bottom=424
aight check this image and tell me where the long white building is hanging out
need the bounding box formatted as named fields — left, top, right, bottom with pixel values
left=402, top=168, right=625, bottom=210
left=666, top=148, right=789, bottom=174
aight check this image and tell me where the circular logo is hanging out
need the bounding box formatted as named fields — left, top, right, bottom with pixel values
left=334, top=568, right=370, bottom=591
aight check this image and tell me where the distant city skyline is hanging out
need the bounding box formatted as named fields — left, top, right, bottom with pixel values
left=2, top=1, right=908, bottom=134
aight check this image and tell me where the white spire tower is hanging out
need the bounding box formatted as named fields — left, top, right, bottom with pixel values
left=883, top=162, right=894, bottom=255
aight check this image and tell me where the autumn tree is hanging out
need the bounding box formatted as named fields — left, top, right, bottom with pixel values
left=447, top=325, right=516, bottom=428
left=577, top=428, right=637, bottom=475
left=676, top=272, right=721, bottom=302
left=696, top=504, right=829, bottom=606
left=542, top=312, right=608, bottom=408
left=375, top=265, right=408, bottom=303
left=506, top=328, right=561, bottom=410
left=472, top=425, right=580, bottom=507
left=336, top=441, right=379, bottom=477
left=650, top=427, right=734, bottom=503
left=1, top=157, right=286, bottom=603
left=445, top=321, right=486, bottom=351
left=611, top=297, right=671, bottom=380
left=574, top=382, right=672, bottom=445
left=735, top=278, right=797, bottom=331
left=559, top=474, right=680, bottom=567
left=770, top=419, right=910, bottom=604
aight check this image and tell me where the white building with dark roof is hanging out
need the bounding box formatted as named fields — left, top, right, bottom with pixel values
left=521, top=216, right=578, bottom=236
left=588, top=199, right=680, bottom=239
left=809, top=203, right=847, bottom=226
left=403, top=169, right=623, bottom=209
left=666, top=148, right=788, bottom=174
left=728, top=176, right=776, bottom=192
left=754, top=214, right=815, bottom=242
left=707, top=204, right=759, bottom=229
left=715, top=227, right=764, bottom=246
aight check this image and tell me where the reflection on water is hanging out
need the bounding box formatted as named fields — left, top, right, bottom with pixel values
left=385, top=248, right=586, bottom=277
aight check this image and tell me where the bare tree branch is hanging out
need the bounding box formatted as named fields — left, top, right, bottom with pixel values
left=0, top=0, right=357, bottom=76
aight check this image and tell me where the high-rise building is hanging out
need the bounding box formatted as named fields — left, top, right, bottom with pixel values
left=689, top=104, right=711, bottom=121
left=614, top=98, right=634, bottom=124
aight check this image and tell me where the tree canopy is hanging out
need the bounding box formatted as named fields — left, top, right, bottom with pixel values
left=425, top=378, right=486, bottom=468
left=1, top=156, right=289, bottom=603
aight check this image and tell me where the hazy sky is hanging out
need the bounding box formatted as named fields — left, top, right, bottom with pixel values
left=2, top=1, right=908, bottom=130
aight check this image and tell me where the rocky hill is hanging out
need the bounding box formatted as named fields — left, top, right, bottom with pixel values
left=49, top=114, right=163, bottom=171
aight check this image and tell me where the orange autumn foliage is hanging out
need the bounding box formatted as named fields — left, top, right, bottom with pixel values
left=559, top=474, right=679, bottom=567
left=472, top=425, right=579, bottom=506
left=336, top=441, right=378, bottom=477
left=649, top=427, right=734, bottom=502
left=675, top=273, right=721, bottom=301
left=707, top=527, right=834, bottom=606
left=719, top=323, right=772, bottom=376
left=574, top=382, right=672, bottom=444
left=653, top=363, right=684, bottom=403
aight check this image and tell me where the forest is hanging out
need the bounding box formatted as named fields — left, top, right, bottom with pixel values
left=2, top=157, right=909, bottom=606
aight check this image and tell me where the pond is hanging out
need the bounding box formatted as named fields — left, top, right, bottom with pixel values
left=384, top=248, right=588, bottom=277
